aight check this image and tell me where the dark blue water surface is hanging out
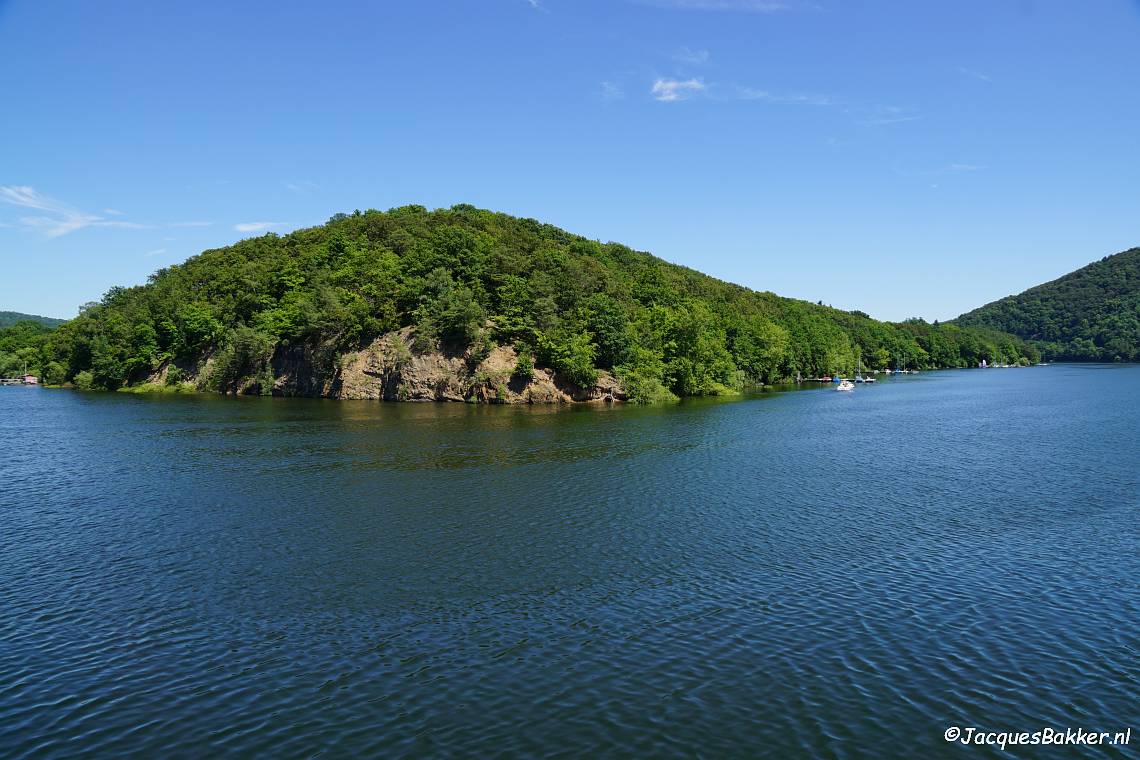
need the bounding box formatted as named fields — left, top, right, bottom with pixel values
left=1, top=365, right=1137, bottom=758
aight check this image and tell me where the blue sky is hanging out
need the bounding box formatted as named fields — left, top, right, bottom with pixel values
left=1, top=0, right=1138, bottom=321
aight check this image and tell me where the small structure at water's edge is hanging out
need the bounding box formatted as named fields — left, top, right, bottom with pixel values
left=0, top=376, right=38, bottom=386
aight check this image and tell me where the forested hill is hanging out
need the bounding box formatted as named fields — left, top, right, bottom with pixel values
left=0, top=311, right=64, bottom=329
left=955, top=247, right=1140, bottom=362
left=29, top=204, right=1036, bottom=400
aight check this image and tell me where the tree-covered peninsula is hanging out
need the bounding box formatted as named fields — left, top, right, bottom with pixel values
left=955, top=247, right=1139, bottom=362
left=16, top=205, right=1037, bottom=401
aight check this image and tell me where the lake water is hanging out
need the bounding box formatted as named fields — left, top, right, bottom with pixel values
left=1, top=365, right=1137, bottom=758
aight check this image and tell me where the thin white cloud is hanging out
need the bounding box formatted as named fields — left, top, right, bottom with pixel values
left=674, top=46, right=711, bottom=64
left=636, top=0, right=793, bottom=11
left=285, top=181, right=321, bottom=194
left=644, top=78, right=916, bottom=128
left=851, top=105, right=921, bottom=126
left=144, top=248, right=167, bottom=257
left=19, top=216, right=148, bottom=236
left=1, top=186, right=217, bottom=238
left=736, top=87, right=833, bottom=105
left=235, top=221, right=284, bottom=233
left=652, top=77, right=707, bottom=102
left=641, top=78, right=917, bottom=127
left=16, top=214, right=98, bottom=237
left=601, top=81, right=626, bottom=100
left=95, top=220, right=150, bottom=230
left=958, top=67, right=992, bottom=83
left=0, top=186, right=153, bottom=237
left=0, top=186, right=70, bottom=214
left=524, top=0, right=549, bottom=12
left=894, top=163, right=988, bottom=180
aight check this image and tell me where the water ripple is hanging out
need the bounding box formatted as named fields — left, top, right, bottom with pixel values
left=1, top=368, right=1137, bottom=757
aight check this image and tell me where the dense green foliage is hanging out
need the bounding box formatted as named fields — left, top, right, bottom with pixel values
left=16, top=205, right=1038, bottom=398
left=955, top=247, right=1139, bottom=361
left=0, top=311, right=64, bottom=329
left=0, top=321, right=62, bottom=381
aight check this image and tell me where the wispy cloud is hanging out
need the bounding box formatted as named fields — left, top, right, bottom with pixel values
left=285, top=181, right=321, bottom=194
left=674, top=46, right=711, bottom=65
left=652, top=77, right=707, bottom=102
left=850, top=104, right=921, bottom=126
left=958, top=66, right=992, bottom=83
left=0, top=186, right=67, bottom=214
left=1, top=186, right=220, bottom=240
left=646, top=78, right=917, bottom=127
left=643, top=76, right=918, bottom=127
left=601, top=81, right=626, bottom=100
left=0, top=186, right=152, bottom=237
left=635, top=0, right=795, bottom=11
left=524, top=0, right=548, bottom=11
left=896, top=162, right=989, bottom=181
left=735, top=87, right=833, bottom=106
left=235, top=221, right=285, bottom=233
left=144, top=248, right=167, bottom=257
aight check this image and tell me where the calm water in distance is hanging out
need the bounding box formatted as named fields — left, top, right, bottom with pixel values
left=1, top=365, right=1138, bottom=758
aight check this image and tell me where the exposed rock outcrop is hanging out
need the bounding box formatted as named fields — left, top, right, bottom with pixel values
left=257, top=327, right=626, bottom=404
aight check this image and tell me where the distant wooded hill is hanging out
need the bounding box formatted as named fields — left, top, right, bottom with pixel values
left=0, top=311, right=64, bottom=329
left=956, top=247, right=1139, bottom=361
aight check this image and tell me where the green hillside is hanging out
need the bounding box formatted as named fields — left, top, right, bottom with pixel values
left=0, top=320, right=58, bottom=378
left=0, top=311, right=64, bottom=329
left=956, top=247, right=1140, bottom=361
left=21, top=204, right=1036, bottom=398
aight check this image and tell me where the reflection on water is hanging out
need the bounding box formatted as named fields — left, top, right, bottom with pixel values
left=1, top=366, right=1138, bottom=757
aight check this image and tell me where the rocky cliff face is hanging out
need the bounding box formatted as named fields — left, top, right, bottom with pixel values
left=203, top=326, right=624, bottom=404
